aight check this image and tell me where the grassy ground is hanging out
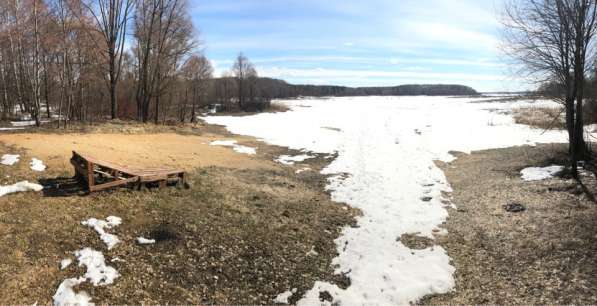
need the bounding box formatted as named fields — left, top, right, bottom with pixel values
left=421, top=144, right=597, bottom=304
left=0, top=124, right=357, bottom=304
left=512, top=106, right=566, bottom=130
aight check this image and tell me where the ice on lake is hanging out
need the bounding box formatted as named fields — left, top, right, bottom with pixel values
left=205, top=96, right=568, bottom=304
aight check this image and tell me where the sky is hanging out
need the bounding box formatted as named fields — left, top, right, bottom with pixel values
left=190, top=0, right=524, bottom=92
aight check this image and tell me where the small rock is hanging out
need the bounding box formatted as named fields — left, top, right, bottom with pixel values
left=503, top=203, right=526, bottom=213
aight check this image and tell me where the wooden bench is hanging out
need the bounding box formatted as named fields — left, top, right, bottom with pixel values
left=70, top=151, right=186, bottom=192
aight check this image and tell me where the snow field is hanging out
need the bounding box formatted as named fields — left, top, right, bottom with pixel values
left=205, top=96, right=569, bottom=304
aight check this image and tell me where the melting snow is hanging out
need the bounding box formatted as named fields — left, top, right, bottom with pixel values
left=11, top=120, right=50, bottom=127
left=274, top=288, right=297, bottom=304
left=1, top=154, right=20, bottom=165
left=75, top=248, right=120, bottom=286
left=60, top=259, right=72, bottom=270
left=53, top=248, right=119, bottom=306
left=30, top=158, right=46, bottom=172
left=205, top=96, right=570, bottom=305
left=136, top=237, right=156, bottom=244
left=276, top=154, right=314, bottom=165
left=0, top=181, right=43, bottom=197
left=81, top=217, right=122, bottom=250
left=520, top=165, right=565, bottom=181
left=0, top=127, right=25, bottom=131
left=53, top=277, right=91, bottom=306
left=210, top=140, right=257, bottom=155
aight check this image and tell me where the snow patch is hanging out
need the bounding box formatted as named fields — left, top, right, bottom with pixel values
left=0, top=181, right=43, bottom=197
left=276, top=154, right=314, bottom=165
left=75, top=248, right=119, bottom=286
left=210, top=140, right=256, bottom=155
left=30, top=158, right=46, bottom=172
left=1, top=154, right=20, bottom=165
left=53, top=248, right=119, bottom=306
left=520, top=165, right=565, bottom=181
left=274, top=288, right=297, bottom=304
left=11, top=120, right=50, bottom=127
left=136, top=237, right=156, bottom=245
left=296, top=167, right=311, bottom=174
left=81, top=217, right=122, bottom=250
left=53, top=277, right=91, bottom=306
left=60, top=259, right=72, bottom=270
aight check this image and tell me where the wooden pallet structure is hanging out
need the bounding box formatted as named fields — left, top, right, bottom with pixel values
left=70, top=151, right=186, bottom=192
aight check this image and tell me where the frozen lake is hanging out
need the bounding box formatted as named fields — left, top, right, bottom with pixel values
left=205, top=96, right=567, bottom=304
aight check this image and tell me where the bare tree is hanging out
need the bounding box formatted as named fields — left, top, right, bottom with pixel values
left=80, top=0, right=135, bottom=120
left=134, top=0, right=197, bottom=123
left=181, top=53, right=212, bottom=122
left=503, top=0, right=597, bottom=178
left=232, top=52, right=256, bottom=110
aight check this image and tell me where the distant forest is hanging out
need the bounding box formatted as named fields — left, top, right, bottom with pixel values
left=225, top=78, right=479, bottom=99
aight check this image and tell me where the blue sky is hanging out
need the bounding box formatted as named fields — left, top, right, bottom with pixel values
left=190, top=0, right=522, bottom=92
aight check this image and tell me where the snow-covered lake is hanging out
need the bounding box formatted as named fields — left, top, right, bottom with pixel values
left=204, top=96, right=567, bottom=305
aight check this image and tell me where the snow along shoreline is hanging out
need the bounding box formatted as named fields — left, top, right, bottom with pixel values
left=204, top=96, right=570, bottom=305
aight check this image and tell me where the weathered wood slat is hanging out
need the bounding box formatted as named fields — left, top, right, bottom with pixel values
left=71, top=150, right=186, bottom=193
left=89, top=176, right=140, bottom=192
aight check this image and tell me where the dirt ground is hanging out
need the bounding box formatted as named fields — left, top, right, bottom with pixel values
left=0, top=123, right=358, bottom=305
left=0, top=131, right=272, bottom=171
left=421, top=144, right=597, bottom=305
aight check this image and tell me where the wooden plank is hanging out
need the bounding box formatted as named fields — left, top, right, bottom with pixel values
left=128, top=169, right=185, bottom=176
left=89, top=176, right=140, bottom=192
left=70, top=159, right=89, bottom=182
left=139, top=174, right=169, bottom=182
left=87, top=160, right=94, bottom=189
left=71, top=150, right=186, bottom=192
left=93, top=169, right=128, bottom=180
left=74, top=151, right=136, bottom=175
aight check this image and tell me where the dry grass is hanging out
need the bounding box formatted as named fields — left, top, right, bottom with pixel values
left=0, top=126, right=357, bottom=304
left=421, top=144, right=597, bottom=305
left=513, top=106, right=565, bottom=130
left=267, top=102, right=291, bottom=113
left=0, top=131, right=272, bottom=171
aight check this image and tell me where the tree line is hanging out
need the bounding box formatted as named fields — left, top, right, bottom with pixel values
left=0, top=0, right=271, bottom=127
left=214, top=79, right=479, bottom=100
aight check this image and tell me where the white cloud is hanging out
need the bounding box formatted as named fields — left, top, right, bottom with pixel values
left=258, top=66, right=507, bottom=82
left=404, top=22, right=499, bottom=50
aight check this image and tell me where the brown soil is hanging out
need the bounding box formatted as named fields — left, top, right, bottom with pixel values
left=0, top=132, right=272, bottom=171
left=0, top=123, right=357, bottom=305
left=421, top=144, right=597, bottom=305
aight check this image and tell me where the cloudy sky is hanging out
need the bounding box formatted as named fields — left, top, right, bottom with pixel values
left=191, top=0, right=521, bottom=92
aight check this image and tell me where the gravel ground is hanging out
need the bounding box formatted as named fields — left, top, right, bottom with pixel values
left=421, top=143, right=597, bottom=305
